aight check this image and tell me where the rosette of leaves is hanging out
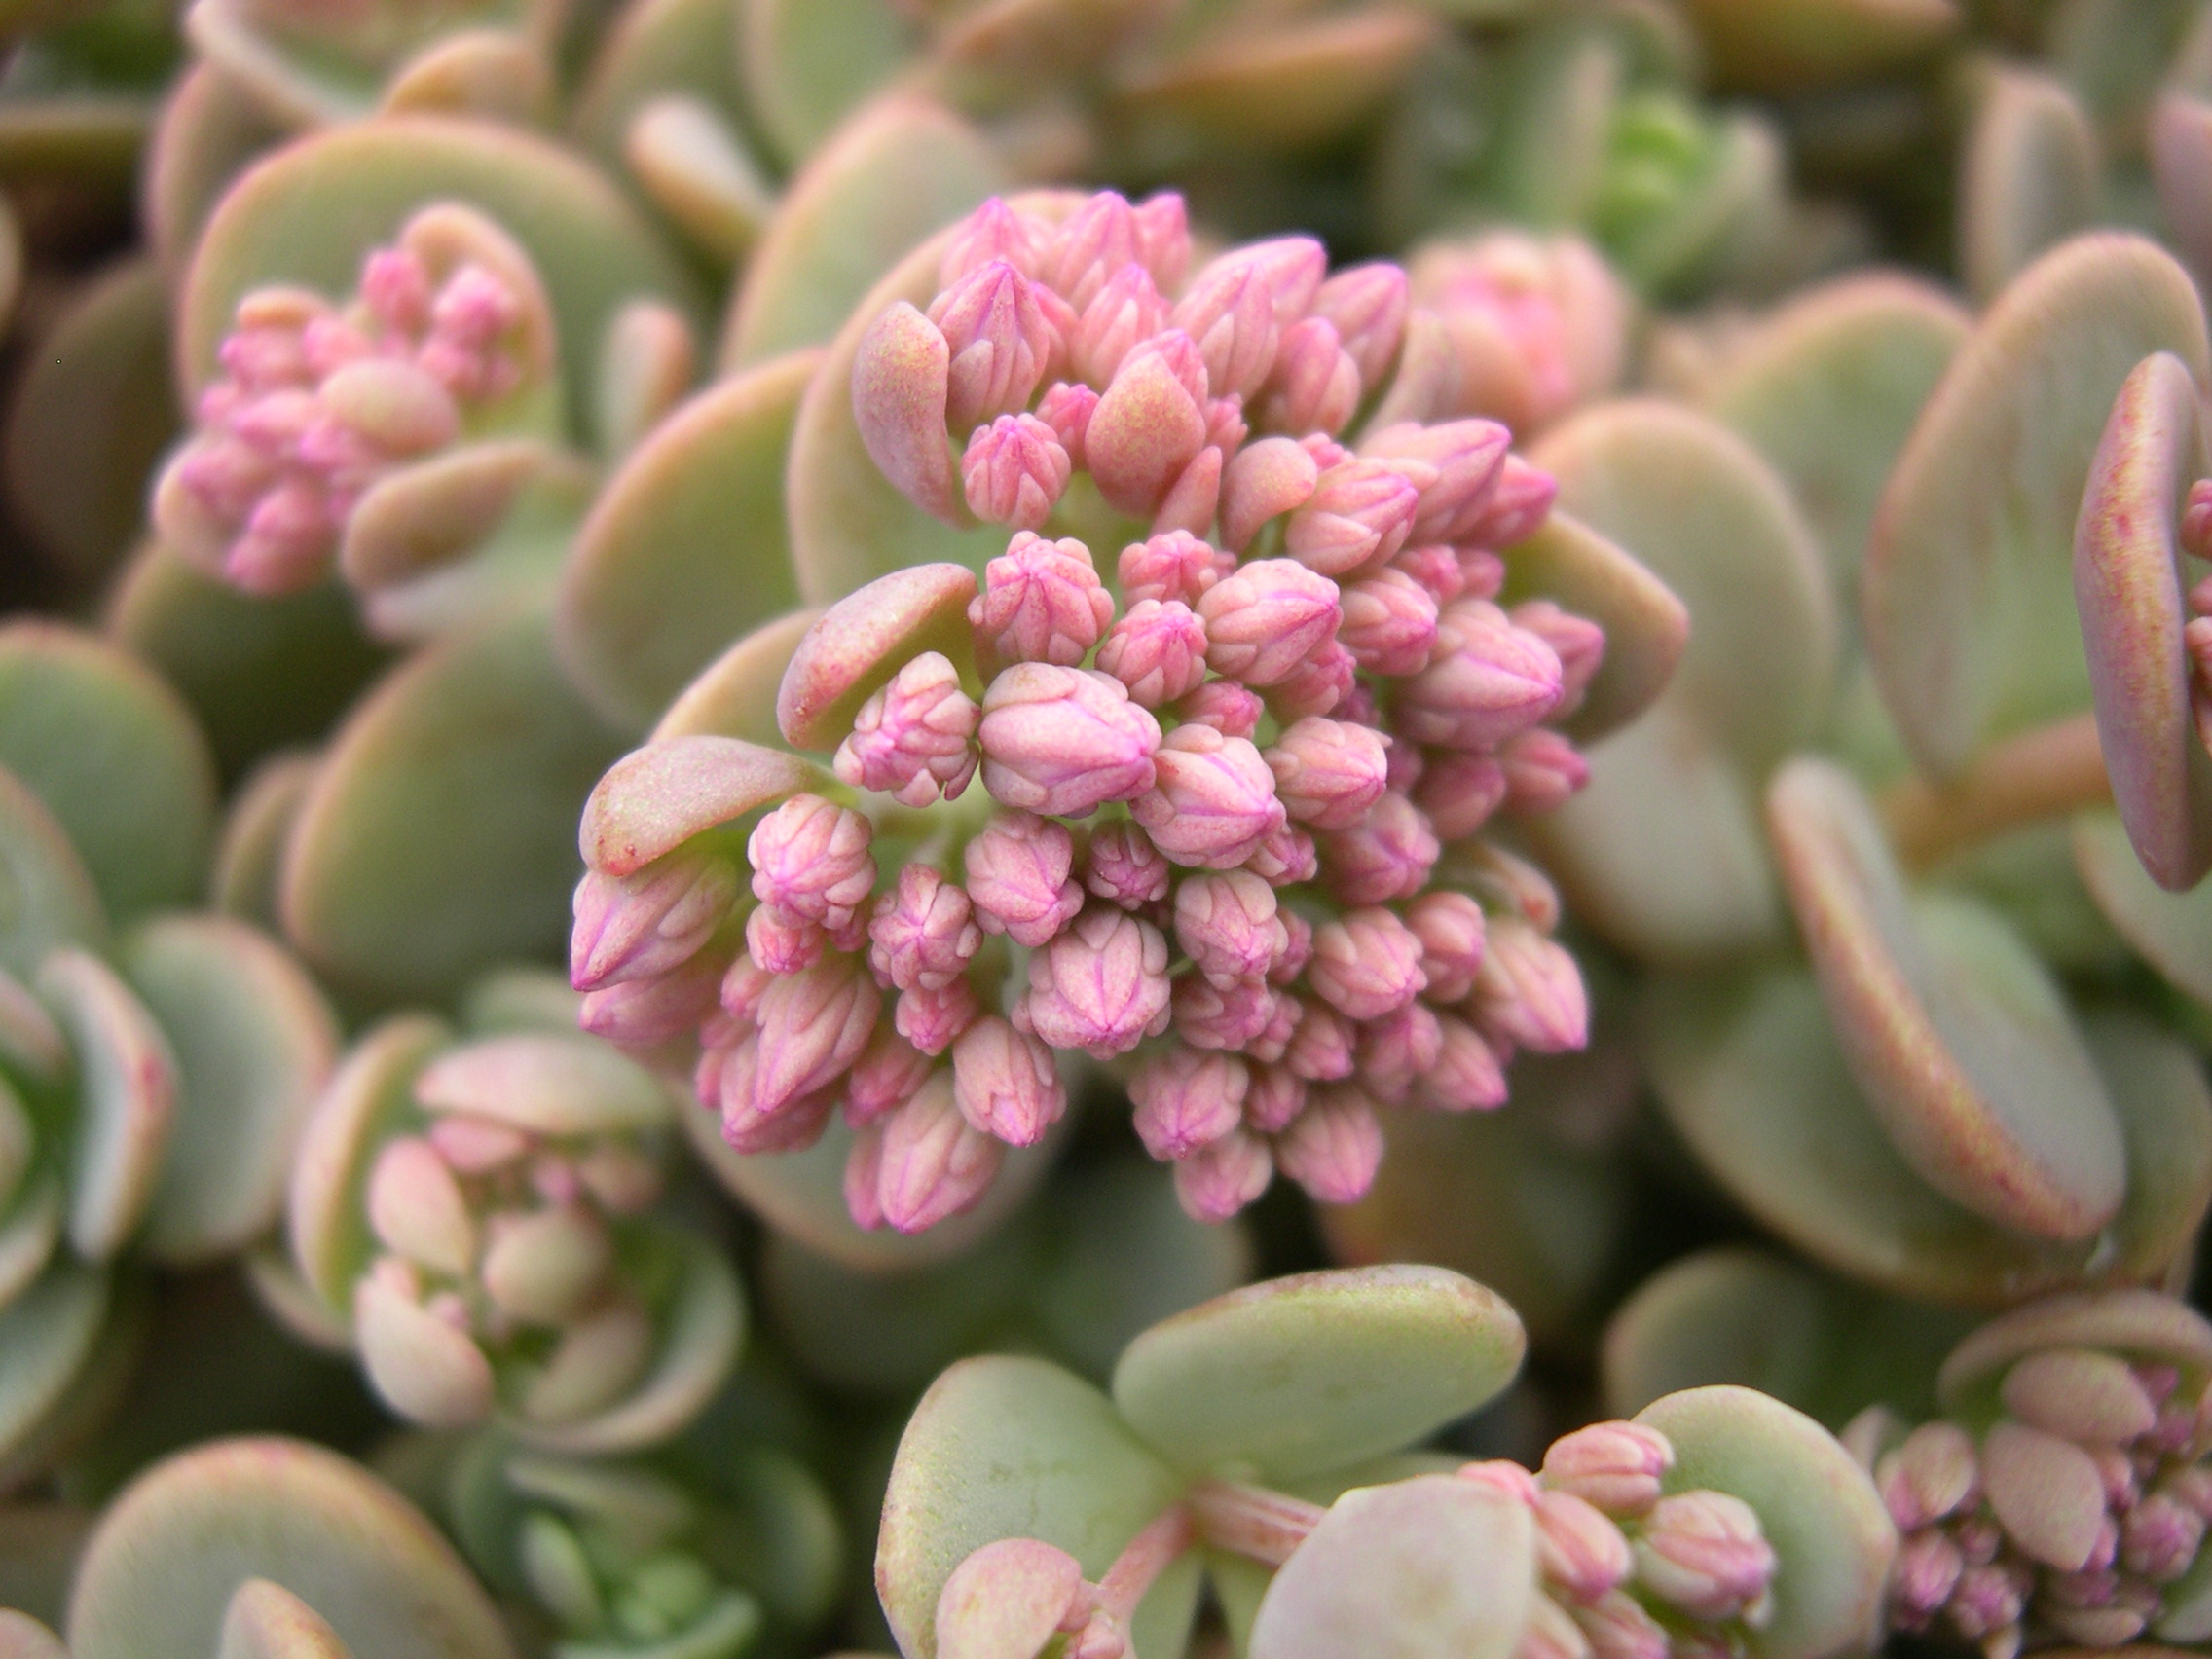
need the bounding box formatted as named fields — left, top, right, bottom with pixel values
left=280, top=977, right=745, bottom=1451
left=874, top=1262, right=1897, bottom=1659
left=0, top=623, right=340, bottom=1493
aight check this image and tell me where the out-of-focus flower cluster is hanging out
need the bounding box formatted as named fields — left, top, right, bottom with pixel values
left=571, top=189, right=1604, bottom=1236
left=2176, top=478, right=2212, bottom=755
left=152, top=203, right=552, bottom=596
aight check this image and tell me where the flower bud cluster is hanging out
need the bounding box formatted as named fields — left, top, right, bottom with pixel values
left=1866, top=1344, right=2212, bottom=1659
left=2179, top=481, right=2212, bottom=753
left=153, top=205, right=549, bottom=595
left=580, top=191, right=1605, bottom=1235
left=353, top=1039, right=670, bottom=1432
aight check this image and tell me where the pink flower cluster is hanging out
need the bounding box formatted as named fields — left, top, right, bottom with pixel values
left=571, top=191, right=1602, bottom=1235
left=153, top=210, right=541, bottom=596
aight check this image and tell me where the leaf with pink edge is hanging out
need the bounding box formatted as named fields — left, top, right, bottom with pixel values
left=65, top=1436, right=517, bottom=1659
left=1634, top=1385, right=1896, bottom=1659
left=737, top=0, right=915, bottom=167
left=211, top=754, right=321, bottom=931
left=1523, top=401, right=1835, bottom=965
left=2072, top=808, right=2212, bottom=1003
left=556, top=350, right=816, bottom=731
left=0, top=764, right=107, bottom=979
left=2153, top=92, right=2212, bottom=285
left=378, top=30, right=554, bottom=125
left=337, top=441, right=573, bottom=594
left=1936, top=1285, right=2212, bottom=1426
left=577, top=734, right=824, bottom=877
left=1498, top=509, right=1686, bottom=744
left=722, top=95, right=1000, bottom=370
left=1957, top=64, right=2101, bottom=306
left=876, top=1353, right=1198, bottom=1659
left=2072, top=351, right=2212, bottom=890
left=0, top=1610, right=66, bottom=1659
left=1864, top=233, right=2209, bottom=778
left=144, top=66, right=284, bottom=288
left=652, top=609, right=821, bottom=747
left=38, top=949, right=176, bottom=1263
left=775, top=563, right=978, bottom=751
left=0, top=1262, right=138, bottom=1488
left=569, top=0, right=744, bottom=164
left=217, top=1577, right=354, bottom=1659
left=410, top=1031, right=670, bottom=1135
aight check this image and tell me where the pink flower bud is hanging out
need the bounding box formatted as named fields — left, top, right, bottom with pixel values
left=873, top=1072, right=1005, bottom=1233
left=1174, top=975, right=1279, bottom=1051
left=1169, top=259, right=1279, bottom=400
left=1037, top=191, right=1140, bottom=312
left=1421, top=1014, right=1507, bottom=1111
left=1401, top=893, right=1486, bottom=1005
left=1536, top=1490, right=1634, bottom=1603
left=1876, top=1423, right=1979, bottom=1530
left=1571, top=1591, right=1670, bottom=1659
left=1512, top=601, right=1605, bottom=713
left=2123, top=1493, right=2204, bottom=1581
left=1015, top=904, right=1171, bottom=1058
left=1264, top=644, right=1356, bottom=722
left=1271, top=911, right=1314, bottom=984
left=1205, top=394, right=1249, bottom=456
left=1197, top=559, right=1341, bottom=686
left=578, top=948, right=727, bottom=1048
left=1130, top=724, right=1286, bottom=869
left=1338, top=569, right=1440, bottom=677
left=897, top=977, right=983, bottom=1055
left=1243, top=992, right=1298, bottom=1063
left=1460, top=548, right=1507, bottom=599
left=746, top=906, right=824, bottom=975
left=1086, top=333, right=1209, bottom=517
left=843, top=1124, right=886, bottom=1230
left=719, top=1038, right=839, bottom=1153
left=1946, top=1562, right=2028, bottom=1639
left=1320, top=793, right=1440, bottom=905
left=1264, top=718, right=1389, bottom=830
left=1356, top=1001, right=1443, bottom=1103
left=748, top=794, right=877, bottom=932
left=1393, top=543, right=1466, bottom=607
left=1396, top=601, right=1565, bottom=750
left=1309, top=907, right=1426, bottom=1020
left=1275, top=1086, right=1383, bottom=1204
left=971, top=532, right=1115, bottom=672
left=720, top=952, right=773, bottom=1022
left=1284, top=996, right=1357, bottom=1080
left=1360, top=419, right=1512, bottom=543
left=1132, top=192, right=1191, bottom=290
left=1210, top=237, right=1327, bottom=324
left=1038, top=381, right=1098, bottom=467
left=2001, top=1348, right=2157, bottom=1443
left=978, top=664, right=1161, bottom=816
left=1132, top=1045, right=1250, bottom=1161
left=962, top=413, right=1073, bottom=530
left=868, top=866, right=982, bottom=991
left=570, top=849, right=740, bottom=991
left=1095, top=600, right=1209, bottom=708
left=1385, top=735, right=1424, bottom=796
left=965, top=811, right=1085, bottom=946
left=1312, top=263, right=1410, bottom=387
left=1219, top=435, right=1321, bottom=552
left=1890, top=1530, right=1963, bottom=1628
left=1176, top=680, right=1265, bottom=738
left=1539, top=1416, right=1672, bottom=1522
left=1245, top=1063, right=1308, bottom=1133
left=1174, top=869, right=1282, bottom=987
left=1460, top=1459, right=1542, bottom=1508
left=1416, top=750, right=1510, bottom=839
left=1084, top=820, right=1171, bottom=909
left=227, top=481, right=340, bottom=594
left=846, top=1026, right=935, bottom=1126
left=1259, top=315, right=1361, bottom=436
left=1071, top=263, right=1166, bottom=387
left=1173, top=1128, right=1272, bottom=1221
left=1633, top=1491, right=1776, bottom=1624
left=951, top=1015, right=1065, bottom=1145
left=1284, top=459, right=1419, bottom=578
left=754, top=955, right=880, bottom=1114
left=1459, top=454, right=1557, bottom=549
left=835, top=650, right=981, bottom=807
left=1471, top=917, right=1587, bottom=1054
left=1500, top=729, right=1590, bottom=816
left=1118, top=530, right=1235, bottom=608
left=1244, top=823, right=1318, bottom=885
left=941, top=198, right=1041, bottom=288
left=929, top=260, right=1059, bottom=432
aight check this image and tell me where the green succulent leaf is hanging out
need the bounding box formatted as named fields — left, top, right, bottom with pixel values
left=2072, top=808, right=2212, bottom=1003
left=217, top=1577, right=355, bottom=1659
left=39, top=948, right=175, bottom=1261
left=1936, top=1285, right=2212, bottom=1424
left=1110, top=1265, right=1525, bottom=1482
left=555, top=350, right=816, bottom=731
left=2152, top=91, right=2212, bottom=283
left=1525, top=400, right=1835, bottom=964
left=1864, top=232, right=2209, bottom=777
left=65, top=1436, right=518, bottom=1659
left=1634, top=1386, right=1896, bottom=1659
left=737, top=0, right=913, bottom=167
left=650, top=609, right=820, bottom=748
left=568, top=0, right=743, bottom=166
left=1496, top=509, right=1687, bottom=744
left=775, top=563, right=977, bottom=751
left=211, top=753, right=321, bottom=930
left=143, top=64, right=285, bottom=288
left=0, top=763, right=108, bottom=979
left=876, top=1354, right=1197, bottom=1659
left=0, top=1261, right=116, bottom=1478
left=1958, top=64, right=2102, bottom=306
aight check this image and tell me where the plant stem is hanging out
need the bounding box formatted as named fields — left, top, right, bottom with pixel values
left=1881, top=712, right=2112, bottom=870
left=1186, top=1479, right=1326, bottom=1568
left=1095, top=1504, right=1198, bottom=1622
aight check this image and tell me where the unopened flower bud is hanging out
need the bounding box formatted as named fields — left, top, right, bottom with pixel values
left=1275, top=1086, right=1383, bottom=1203
left=1459, top=454, right=1557, bottom=550
left=1038, top=191, right=1139, bottom=312
left=868, top=866, right=982, bottom=991
left=1219, top=434, right=1321, bottom=551
left=1087, top=332, right=1209, bottom=517
left=1634, top=1491, right=1776, bottom=1624
left=1416, top=751, right=1511, bottom=839
left=1150, top=443, right=1222, bottom=538
left=578, top=947, right=727, bottom=1048
left=570, top=849, right=739, bottom=991
left=835, top=650, right=980, bottom=807
left=1285, top=459, right=1418, bottom=578
left=1171, top=258, right=1280, bottom=400
left=1501, top=729, right=1591, bottom=816
left=1356, top=1002, right=1444, bottom=1103
left=1877, top=1422, right=1980, bottom=1531
left=1204, top=394, right=1249, bottom=456
left=720, top=952, right=773, bottom=1022
left=1259, top=315, right=1360, bottom=436
left=1174, top=976, right=1279, bottom=1051
left=1266, top=643, right=1356, bottom=722
left=1244, top=823, right=1319, bottom=885
left=1284, top=996, right=1357, bottom=1080
left=971, top=532, right=1115, bottom=672
left=1423, top=1014, right=1508, bottom=1111
left=1319, top=793, right=1440, bottom=905
left=1244, top=1062, right=1307, bottom=1134
left=1946, top=1561, right=2028, bottom=1639
left=1271, top=911, right=1315, bottom=984
left=1038, top=381, right=1098, bottom=466
left=940, top=198, right=1040, bottom=287
left=1095, top=601, right=1209, bottom=707
left=897, top=977, right=983, bottom=1055
left=1016, top=905, right=1171, bottom=1057
left=1542, top=1421, right=1675, bottom=1516
left=749, top=794, right=876, bottom=932
left=963, top=413, right=1073, bottom=530
left=1394, top=543, right=1467, bottom=607
left=1471, top=917, right=1587, bottom=1054
left=1131, top=1044, right=1249, bottom=1160
left=951, top=1015, right=1065, bottom=1145
left=1131, top=724, right=1286, bottom=868
left=1175, top=869, right=1282, bottom=987
left=1085, top=820, right=1171, bottom=909
left=1360, top=419, right=1512, bottom=543
left=965, top=811, right=1084, bottom=946
left=1131, top=192, right=1190, bottom=290
left=1308, top=908, right=1426, bottom=1020
left=1397, top=601, right=1565, bottom=750
left=1311, top=263, right=1409, bottom=386
left=846, top=1026, right=935, bottom=1126
left=1891, top=1529, right=1963, bottom=1628
left=979, top=664, right=1161, bottom=816
left=929, top=260, right=1059, bottom=432
left=2125, top=1491, right=2205, bottom=1580
left=1513, top=601, right=1605, bottom=714
left=1537, top=1490, right=1634, bottom=1604
left=1333, top=570, right=1440, bottom=677
left=754, top=956, right=880, bottom=1114
left=1460, top=1459, right=1542, bottom=1507
left=1176, top=680, right=1265, bottom=738
left=874, top=1072, right=1005, bottom=1233
left=1173, top=1127, right=1272, bottom=1221
left=1403, top=891, right=1486, bottom=1003
left=1198, top=559, right=1341, bottom=687
left=1118, top=530, right=1235, bottom=607
left=1520, top=1591, right=1595, bottom=1659
left=745, top=906, right=823, bottom=975
left=1571, top=1591, right=1670, bottom=1659
left=1071, top=262, right=1166, bottom=387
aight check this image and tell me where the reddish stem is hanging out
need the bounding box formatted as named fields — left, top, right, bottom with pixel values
left=1094, top=1504, right=1198, bottom=1623
left=1187, top=1478, right=1326, bottom=1568
left=1881, top=711, right=2112, bottom=870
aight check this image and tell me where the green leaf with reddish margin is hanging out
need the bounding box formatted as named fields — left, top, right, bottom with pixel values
left=1864, top=233, right=2209, bottom=778
left=144, top=66, right=285, bottom=288
left=569, top=0, right=744, bottom=164
left=39, top=950, right=176, bottom=1262
left=877, top=1355, right=1198, bottom=1659
left=1957, top=65, right=2101, bottom=306
left=1635, top=1386, right=1895, bottom=1659
left=555, top=350, right=816, bottom=732
left=0, top=623, right=217, bottom=922
left=738, top=0, right=915, bottom=167
left=178, top=118, right=708, bottom=446
left=66, top=1436, right=517, bottom=1659
left=2073, top=808, right=2212, bottom=1005
left=0, top=765, right=107, bottom=979
left=1110, top=1265, right=1525, bottom=1481
left=1524, top=400, right=1835, bottom=965
left=651, top=609, right=820, bottom=748
left=277, top=610, right=626, bottom=1005
left=2071, top=351, right=2212, bottom=890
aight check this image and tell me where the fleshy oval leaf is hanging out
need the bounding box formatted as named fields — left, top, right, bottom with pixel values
left=652, top=609, right=821, bottom=747
left=38, top=949, right=177, bottom=1262
left=776, top=563, right=977, bottom=752
left=0, top=1263, right=115, bottom=1481
left=0, top=763, right=107, bottom=979
left=1936, top=1287, right=2212, bottom=1424
left=578, top=734, right=823, bottom=877
left=737, top=0, right=913, bottom=167
left=1958, top=64, right=2102, bottom=307
left=2072, top=807, right=2212, bottom=1003
left=411, top=1032, right=670, bottom=1136
left=1497, top=509, right=1686, bottom=744
left=217, top=1577, right=354, bottom=1659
